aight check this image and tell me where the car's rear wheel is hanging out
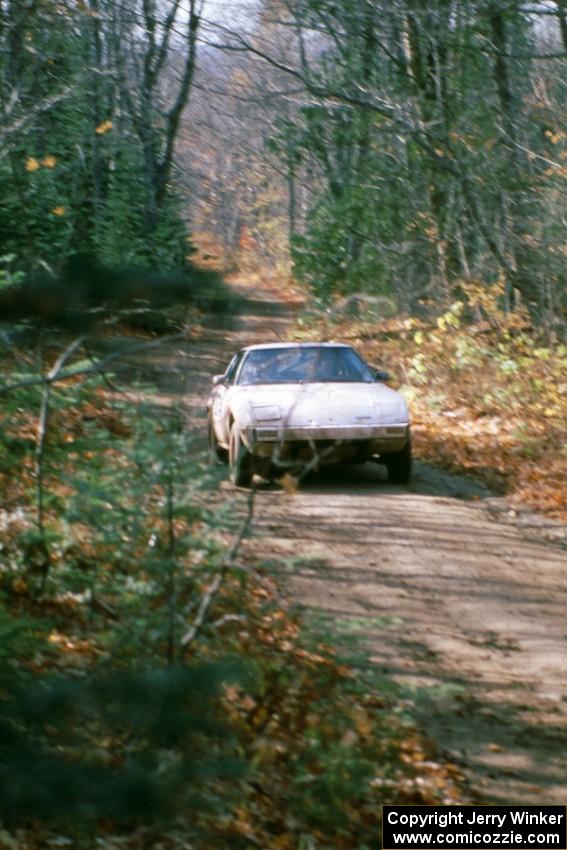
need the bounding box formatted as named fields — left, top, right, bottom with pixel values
left=229, top=422, right=254, bottom=487
left=384, top=435, right=412, bottom=484
left=208, top=415, right=228, bottom=464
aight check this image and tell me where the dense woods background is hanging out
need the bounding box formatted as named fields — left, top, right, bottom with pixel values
left=2, top=0, right=566, bottom=324
left=186, top=0, right=567, bottom=325
left=0, top=0, right=566, bottom=846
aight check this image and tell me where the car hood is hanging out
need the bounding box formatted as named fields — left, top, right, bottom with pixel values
left=230, top=382, right=409, bottom=427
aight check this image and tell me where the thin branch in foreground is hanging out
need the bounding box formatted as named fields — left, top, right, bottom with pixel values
left=34, top=335, right=87, bottom=588
left=0, top=334, right=185, bottom=395
left=181, top=487, right=256, bottom=647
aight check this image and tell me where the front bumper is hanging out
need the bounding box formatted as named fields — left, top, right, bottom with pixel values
left=245, top=423, right=410, bottom=458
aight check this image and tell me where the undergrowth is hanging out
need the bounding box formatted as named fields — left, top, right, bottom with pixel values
left=295, top=279, right=567, bottom=520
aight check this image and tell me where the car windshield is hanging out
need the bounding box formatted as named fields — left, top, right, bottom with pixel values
left=237, top=347, right=375, bottom=385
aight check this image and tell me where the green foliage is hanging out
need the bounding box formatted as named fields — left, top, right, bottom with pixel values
left=276, top=100, right=431, bottom=302
left=267, top=0, right=567, bottom=320
left=0, top=643, right=245, bottom=824
left=0, top=342, right=251, bottom=833
left=94, top=152, right=190, bottom=270
left=0, top=256, right=25, bottom=290
left=0, top=1, right=193, bottom=278
left=292, top=189, right=391, bottom=299
left=0, top=254, right=233, bottom=331
left=0, top=356, right=226, bottom=657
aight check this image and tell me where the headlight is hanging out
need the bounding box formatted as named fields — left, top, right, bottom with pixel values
left=253, top=405, right=281, bottom=422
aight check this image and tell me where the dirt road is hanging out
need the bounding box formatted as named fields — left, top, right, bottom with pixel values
left=179, top=279, right=567, bottom=803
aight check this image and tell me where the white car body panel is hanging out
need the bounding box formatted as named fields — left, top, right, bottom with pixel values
left=215, top=382, right=408, bottom=434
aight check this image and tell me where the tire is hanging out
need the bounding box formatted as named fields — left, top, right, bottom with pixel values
left=384, top=435, right=412, bottom=485
left=207, top=415, right=228, bottom=464
left=229, top=422, right=254, bottom=487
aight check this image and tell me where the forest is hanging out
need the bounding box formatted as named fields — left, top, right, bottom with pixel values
left=0, top=0, right=566, bottom=847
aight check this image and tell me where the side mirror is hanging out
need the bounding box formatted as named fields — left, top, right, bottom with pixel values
left=212, top=374, right=226, bottom=386
left=373, top=368, right=391, bottom=382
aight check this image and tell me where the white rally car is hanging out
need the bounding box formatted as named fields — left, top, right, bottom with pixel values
left=207, top=342, right=411, bottom=487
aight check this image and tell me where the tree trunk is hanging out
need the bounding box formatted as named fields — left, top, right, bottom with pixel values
left=405, top=0, right=455, bottom=297
left=489, top=5, right=540, bottom=315
left=555, top=0, right=567, bottom=52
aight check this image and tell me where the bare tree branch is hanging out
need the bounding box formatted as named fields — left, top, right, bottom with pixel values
left=181, top=487, right=255, bottom=647
left=0, top=334, right=185, bottom=396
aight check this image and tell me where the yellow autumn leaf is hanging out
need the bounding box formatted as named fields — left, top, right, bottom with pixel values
left=25, top=157, right=40, bottom=172
left=353, top=706, right=372, bottom=737
left=52, top=206, right=66, bottom=216
left=95, top=120, right=113, bottom=135
left=545, top=130, right=563, bottom=144
left=271, top=834, right=294, bottom=850
left=12, top=577, right=28, bottom=594
left=42, top=155, right=57, bottom=168
left=278, top=472, right=298, bottom=496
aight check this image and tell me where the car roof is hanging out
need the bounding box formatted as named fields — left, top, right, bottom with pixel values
left=240, top=342, right=351, bottom=353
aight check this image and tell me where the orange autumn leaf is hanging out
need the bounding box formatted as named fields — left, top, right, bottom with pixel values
left=278, top=472, right=298, bottom=495
left=95, top=119, right=113, bottom=134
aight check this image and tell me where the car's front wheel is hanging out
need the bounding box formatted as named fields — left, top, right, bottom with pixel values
left=229, top=422, right=254, bottom=487
left=384, top=436, right=412, bottom=485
